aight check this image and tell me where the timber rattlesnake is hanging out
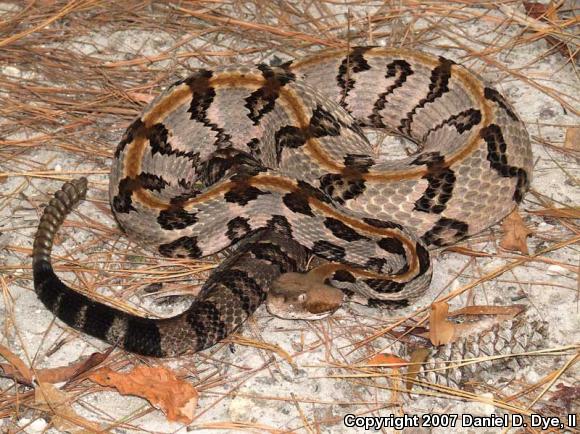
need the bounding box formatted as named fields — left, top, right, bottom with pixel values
left=32, top=47, right=532, bottom=357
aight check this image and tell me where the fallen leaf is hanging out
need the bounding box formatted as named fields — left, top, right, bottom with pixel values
left=522, top=2, right=573, bottom=61
left=500, top=209, right=532, bottom=254
left=0, top=347, right=111, bottom=386
left=549, top=383, right=580, bottom=412
left=523, top=2, right=551, bottom=19
left=405, top=348, right=431, bottom=391
left=35, top=382, right=103, bottom=433
left=365, top=353, right=408, bottom=403
left=89, top=366, right=198, bottom=424
left=65, top=349, right=112, bottom=384
left=443, top=305, right=528, bottom=341
left=448, top=305, right=524, bottom=318
left=429, top=301, right=455, bottom=346
left=0, top=343, right=32, bottom=384
left=564, top=127, right=579, bottom=151
left=366, top=353, right=409, bottom=368
left=523, top=1, right=560, bottom=22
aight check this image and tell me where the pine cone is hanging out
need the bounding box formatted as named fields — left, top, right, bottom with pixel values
left=403, top=314, right=550, bottom=389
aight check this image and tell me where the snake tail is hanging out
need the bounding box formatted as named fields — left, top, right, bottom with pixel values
left=32, top=178, right=308, bottom=356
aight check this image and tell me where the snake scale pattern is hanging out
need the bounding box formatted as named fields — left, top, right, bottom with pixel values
left=33, top=47, right=532, bottom=357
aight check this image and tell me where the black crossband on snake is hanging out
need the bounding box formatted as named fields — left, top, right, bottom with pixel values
left=32, top=47, right=532, bottom=357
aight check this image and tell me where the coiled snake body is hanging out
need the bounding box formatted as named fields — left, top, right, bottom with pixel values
left=33, top=47, right=532, bottom=357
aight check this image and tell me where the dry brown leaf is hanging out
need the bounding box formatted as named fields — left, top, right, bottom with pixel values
left=89, top=366, right=198, bottom=424
left=0, top=343, right=33, bottom=384
left=549, top=383, right=580, bottom=412
left=564, top=127, right=579, bottom=151
left=500, top=209, right=532, bottom=254
left=522, top=2, right=573, bottom=60
left=366, top=353, right=409, bottom=368
left=449, top=305, right=524, bottom=318
left=39, top=350, right=111, bottom=385
left=35, top=382, right=103, bottom=433
left=405, top=348, right=431, bottom=391
left=523, top=1, right=560, bottom=23
left=440, top=305, right=527, bottom=341
left=0, top=350, right=110, bottom=386
left=418, top=305, right=526, bottom=342
left=523, top=2, right=555, bottom=20
left=64, top=350, right=112, bottom=383
left=365, top=353, right=408, bottom=403
left=429, top=301, right=455, bottom=346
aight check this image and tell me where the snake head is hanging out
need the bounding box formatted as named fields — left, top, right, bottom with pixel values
left=266, top=272, right=345, bottom=320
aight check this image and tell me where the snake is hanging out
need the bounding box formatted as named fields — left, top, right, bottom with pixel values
left=32, top=47, right=532, bottom=357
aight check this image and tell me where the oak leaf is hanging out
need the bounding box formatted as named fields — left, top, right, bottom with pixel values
left=405, top=348, right=431, bottom=391
left=564, top=127, right=579, bottom=151
left=89, top=365, right=198, bottom=424
left=429, top=301, right=455, bottom=346
left=365, top=353, right=409, bottom=368
left=500, top=209, right=532, bottom=254
left=523, top=2, right=553, bottom=20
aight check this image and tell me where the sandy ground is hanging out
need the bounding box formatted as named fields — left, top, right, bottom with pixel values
left=0, top=1, right=578, bottom=433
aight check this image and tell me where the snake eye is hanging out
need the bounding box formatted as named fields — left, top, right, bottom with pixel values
left=297, top=293, right=307, bottom=303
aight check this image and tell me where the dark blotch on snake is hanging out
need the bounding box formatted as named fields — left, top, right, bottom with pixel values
left=399, top=57, right=453, bottom=135
left=377, top=237, right=406, bottom=256
left=480, top=124, right=529, bottom=203
left=158, top=236, right=203, bottom=258
left=311, top=240, right=346, bottom=261
left=224, top=183, right=270, bottom=206
left=247, top=242, right=297, bottom=273
left=332, top=269, right=356, bottom=283
left=336, top=46, right=372, bottom=109
left=186, top=70, right=233, bottom=149
left=369, top=59, right=414, bottom=128
left=421, top=217, right=469, bottom=247
left=185, top=301, right=227, bottom=352
left=362, top=217, right=405, bottom=231
left=364, top=279, right=406, bottom=293
left=158, top=207, right=198, bottom=230
left=282, top=191, right=314, bottom=216
left=114, top=118, right=144, bottom=158
left=266, top=215, right=293, bottom=238
left=307, top=104, right=342, bottom=138
left=424, top=108, right=482, bottom=138
left=324, top=217, right=368, bottom=242
left=416, top=242, right=430, bottom=276
left=318, top=174, right=366, bottom=204
left=226, top=216, right=253, bottom=243
left=343, top=154, right=375, bottom=172
left=411, top=152, right=456, bottom=215
left=484, top=87, right=518, bottom=121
